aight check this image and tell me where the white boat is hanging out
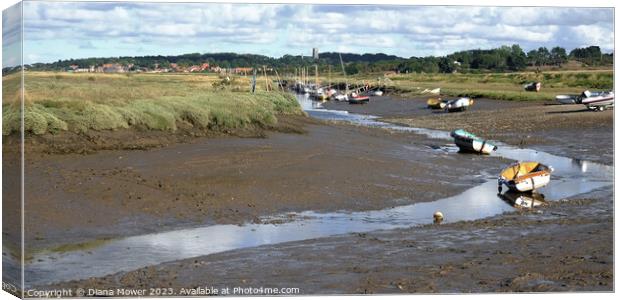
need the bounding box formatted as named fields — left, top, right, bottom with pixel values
left=524, top=82, right=542, bottom=92
left=556, top=90, right=614, bottom=110
left=445, top=97, right=474, bottom=112
left=450, top=129, right=497, bottom=154
left=333, top=93, right=348, bottom=101
left=555, top=94, right=579, bottom=104
left=498, top=161, right=553, bottom=193
left=581, top=90, right=614, bottom=111
left=367, top=90, right=383, bottom=96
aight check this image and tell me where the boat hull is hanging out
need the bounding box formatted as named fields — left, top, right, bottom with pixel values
left=427, top=98, right=446, bottom=109
left=445, top=97, right=473, bottom=112
left=349, top=96, right=370, bottom=104
left=555, top=95, right=578, bottom=104
left=450, top=129, right=497, bottom=154
left=498, top=162, right=552, bottom=192
left=454, top=137, right=497, bottom=154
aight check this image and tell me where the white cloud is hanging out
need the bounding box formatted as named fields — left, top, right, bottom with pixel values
left=18, top=2, right=614, bottom=63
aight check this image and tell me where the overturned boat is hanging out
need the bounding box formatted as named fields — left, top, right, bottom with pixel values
left=498, top=191, right=547, bottom=209
left=445, top=97, right=474, bottom=112
left=498, top=161, right=553, bottom=193
left=450, top=129, right=497, bottom=154
left=427, top=97, right=446, bottom=109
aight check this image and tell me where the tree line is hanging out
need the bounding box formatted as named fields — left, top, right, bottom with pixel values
left=6, top=45, right=613, bottom=76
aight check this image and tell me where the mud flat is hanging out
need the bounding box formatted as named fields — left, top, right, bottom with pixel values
left=48, top=189, right=612, bottom=293
left=8, top=95, right=613, bottom=293
left=9, top=115, right=506, bottom=255
left=375, top=97, right=613, bottom=165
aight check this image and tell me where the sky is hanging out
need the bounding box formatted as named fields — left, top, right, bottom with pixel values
left=2, top=1, right=615, bottom=66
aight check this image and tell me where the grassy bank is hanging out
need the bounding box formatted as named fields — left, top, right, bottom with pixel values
left=331, top=69, right=613, bottom=101
left=2, top=72, right=303, bottom=135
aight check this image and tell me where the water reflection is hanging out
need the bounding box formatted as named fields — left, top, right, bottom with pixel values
left=23, top=95, right=613, bottom=287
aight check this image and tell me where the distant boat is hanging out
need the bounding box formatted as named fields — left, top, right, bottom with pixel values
left=555, top=94, right=579, bottom=104
left=427, top=97, right=446, bottom=109
left=366, top=89, right=383, bottom=96
left=445, top=97, right=474, bottom=112
left=333, top=93, right=348, bottom=101
left=348, top=93, right=370, bottom=104
left=524, top=82, right=542, bottom=92
left=498, top=161, right=553, bottom=193
left=450, top=129, right=497, bottom=154
left=555, top=90, right=614, bottom=110
left=581, top=90, right=614, bottom=111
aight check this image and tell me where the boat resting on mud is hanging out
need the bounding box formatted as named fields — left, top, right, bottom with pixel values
left=348, top=93, right=370, bottom=104
left=498, top=161, right=553, bottom=193
left=427, top=97, right=446, bottom=109
left=555, top=90, right=614, bottom=110
left=581, top=90, right=614, bottom=111
left=445, top=97, right=474, bottom=112
left=450, top=129, right=497, bottom=154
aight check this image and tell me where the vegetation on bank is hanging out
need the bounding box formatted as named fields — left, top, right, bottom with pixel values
left=6, top=45, right=611, bottom=76
left=2, top=72, right=303, bottom=135
left=330, top=69, right=613, bottom=101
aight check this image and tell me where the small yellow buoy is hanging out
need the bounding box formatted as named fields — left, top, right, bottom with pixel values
left=433, top=211, right=444, bottom=224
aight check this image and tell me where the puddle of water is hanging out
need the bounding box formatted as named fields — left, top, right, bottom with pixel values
left=22, top=95, right=613, bottom=288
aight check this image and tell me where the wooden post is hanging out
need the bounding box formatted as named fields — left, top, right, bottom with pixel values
left=263, top=65, right=269, bottom=92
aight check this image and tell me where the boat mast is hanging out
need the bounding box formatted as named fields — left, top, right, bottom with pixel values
left=339, top=53, right=348, bottom=94
left=315, top=64, right=319, bottom=87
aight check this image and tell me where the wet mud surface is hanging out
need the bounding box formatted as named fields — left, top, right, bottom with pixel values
left=7, top=94, right=613, bottom=293
left=16, top=117, right=505, bottom=253
left=50, top=189, right=612, bottom=293
left=382, top=98, right=613, bottom=165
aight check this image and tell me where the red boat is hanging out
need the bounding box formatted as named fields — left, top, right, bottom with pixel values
left=348, top=93, right=370, bottom=104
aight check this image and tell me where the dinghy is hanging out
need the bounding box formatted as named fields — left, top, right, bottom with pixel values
left=445, top=97, right=474, bottom=112
left=367, top=90, right=383, bottom=96
left=524, top=82, right=542, bottom=92
left=427, top=97, right=446, bottom=109
left=450, top=129, right=497, bottom=154
left=498, top=161, right=553, bottom=193
left=348, top=93, right=370, bottom=104
left=555, top=94, right=579, bottom=104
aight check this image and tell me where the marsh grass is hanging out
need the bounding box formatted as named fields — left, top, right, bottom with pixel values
left=2, top=72, right=302, bottom=135
left=332, top=70, right=613, bottom=101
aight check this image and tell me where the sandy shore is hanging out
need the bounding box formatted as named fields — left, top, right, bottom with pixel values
left=5, top=95, right=612, bottom=293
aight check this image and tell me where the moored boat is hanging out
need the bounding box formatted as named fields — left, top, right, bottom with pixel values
left=555, top=94, right=579, bottom=104
left=348, top=93, right=370, bottom=104
left=427, top=97, right=446, bottom=109
left=450, top=129, right=497, bottom=154
left=498, top=161, right=553, bottom=193
left=445, top=97, right=474, bottom=112
left=580, top=90, right=614, bottom=111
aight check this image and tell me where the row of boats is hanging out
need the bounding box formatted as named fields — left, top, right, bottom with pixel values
left=292, top=82, right=383, bottom=104
left=450, top=129, right=553, bottom=208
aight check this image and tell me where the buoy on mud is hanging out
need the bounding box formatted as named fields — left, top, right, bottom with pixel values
left=433, top=211, right=444, bottom=224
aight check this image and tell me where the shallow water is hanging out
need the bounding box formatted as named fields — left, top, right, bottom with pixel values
left=23, top=94, right=613, bottom=287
